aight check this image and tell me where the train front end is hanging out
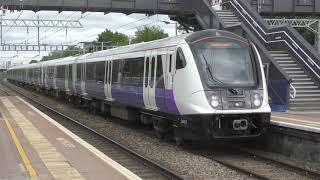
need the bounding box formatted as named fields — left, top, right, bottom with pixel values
left=176, top=30, right=271, bottom=140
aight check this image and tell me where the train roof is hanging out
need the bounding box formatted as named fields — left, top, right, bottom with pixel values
left=8, top=29, right=247, bottom=70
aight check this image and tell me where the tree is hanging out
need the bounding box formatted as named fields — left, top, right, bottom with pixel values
left=97, top=29, right=129, bottom=46
left=29, top=60, right=38, bottom=64
left=296, top=27, right=315, bottom=46
left=41, top=46, right=81, bottom=61
left=131, top=25, right=169, bottom=44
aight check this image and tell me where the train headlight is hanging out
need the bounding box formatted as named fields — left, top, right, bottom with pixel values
left=210, top=96, right=219, bottom=108
left=253, top=94, right=262, bottom=107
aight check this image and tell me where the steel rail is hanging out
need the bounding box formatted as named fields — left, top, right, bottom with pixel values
left=4, top=80, right=319, bottom=179
left=2, top=81, right=184, bottom=180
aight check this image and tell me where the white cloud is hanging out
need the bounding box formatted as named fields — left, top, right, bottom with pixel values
left=0, top=10, right=177, bottom=66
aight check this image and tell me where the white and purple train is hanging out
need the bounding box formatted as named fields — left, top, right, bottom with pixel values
left=7, top=30, right=271, bottom=143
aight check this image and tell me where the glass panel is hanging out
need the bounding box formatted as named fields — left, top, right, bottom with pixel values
left=156, top=55, right=164, bottom=88
left=191, top=38, right=256, bottom=87
left=96, top=61, right=105, bottom=82
left=176, top=48, right=187, bottom=69
left=145, top=58, right=149, bottom=87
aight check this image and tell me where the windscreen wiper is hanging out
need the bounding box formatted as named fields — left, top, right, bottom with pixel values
left=201, top=53, right=224, bottom=85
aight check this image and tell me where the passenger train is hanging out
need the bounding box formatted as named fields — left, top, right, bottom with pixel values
left=7, top=30, right=271, bottom=143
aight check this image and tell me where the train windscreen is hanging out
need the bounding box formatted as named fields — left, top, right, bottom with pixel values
left=191, top=37, right=257, bottom=87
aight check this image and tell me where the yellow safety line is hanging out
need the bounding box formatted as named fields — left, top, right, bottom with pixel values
left=1, top=112, right=37, bottom=180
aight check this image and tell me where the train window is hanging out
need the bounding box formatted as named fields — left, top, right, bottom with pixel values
left=109, top=61, right=112, bottom=84
left=169, top=55, right=172, bottom=73
left=105, top=61, right=109, bottom=84
left=150, top=57, right=155, bottom=88
left=145, top=58, right=149, bottom=88
left=77, top=64, right=81, bottom=81
left=96, top=61, right=105, bottom=82
left=112, top=61, right=121, bottom=84
left=176, top=48, right=187, bottom=69
left=57, top=66, right=65, bottom=79
left=86, top=63, right=96, bottom=80
left=122, top=58, right=144, bottom=86
left=156, top=55, right=164, bottom=88
left=68, top=65, right=72, bottom=80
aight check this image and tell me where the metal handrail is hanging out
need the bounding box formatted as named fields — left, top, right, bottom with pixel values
left=226, top=0, right=320, bottom=80
left=290, top=84, right=296, bottom=99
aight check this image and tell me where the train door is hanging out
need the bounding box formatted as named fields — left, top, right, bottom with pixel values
left=53, top=65, right=57, bottom=89
left=143, top=50, right=158, bottom=110
left=81, top=62, right=86, bottom=95
left=104, top=56, right=113, bottom=101
left=44, top=66, right=48, bottom=88
left=65, top=64, right=69, bottom=91
left=72, top=62, right=77, bottom=93
left=165, top=47, right=176, bottom=91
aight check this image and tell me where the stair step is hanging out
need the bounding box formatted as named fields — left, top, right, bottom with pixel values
left=294, top=86, right=319, bottom=89
left=286, top=71, right=305, bottom=74
left=295, top=94, right=320, bottom=97
left=290, top=98, right=320, bottom=102
left=289, top=106, right=320, bottom=111
left=270, top=53, right=289, bottom=57
left=277, top=60, right=295, bottom=64
left=279, top=64, right=298, bottom=67
left=292, top=81, right=314, bottom=85
left=290, top=101, right=320, bottom=104
left=221, top=19, right=240, bottom=22
left=294, top=90, right=320, bottom=93
left=216, top=10, right=234, bottom=13
left=274, top=57, right=292, bottom=60
left=292, top=78, right=312, bottom=82
left=219, top=16, right=237, bottom=19
left=283, top=67, right=302, bottom=70
left=269, top=51, right=288, bottom=54
left=289, top=74, right=308, bottom=77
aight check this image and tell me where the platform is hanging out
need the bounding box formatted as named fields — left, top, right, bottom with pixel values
left=271, top=112, right=320, bottom=134
left=0, top=96, right=141, bottom=180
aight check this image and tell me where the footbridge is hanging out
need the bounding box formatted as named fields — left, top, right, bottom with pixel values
left=2, top=0, right=320, bottom=111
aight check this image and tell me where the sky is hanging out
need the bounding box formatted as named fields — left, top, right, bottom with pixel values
left=0, top=10, right=177, bottom=67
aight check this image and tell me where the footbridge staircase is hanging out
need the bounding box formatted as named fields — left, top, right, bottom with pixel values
left=179, top=0, right=320, bottom=111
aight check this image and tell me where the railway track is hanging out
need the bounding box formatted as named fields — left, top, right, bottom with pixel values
left=1, top=81, right=183, bottom=180
left=2, top=80, right=319, bottom=180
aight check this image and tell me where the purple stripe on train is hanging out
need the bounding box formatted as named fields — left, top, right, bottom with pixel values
left=111, top=84, right=180, bottom=115
left=164, top=89, right=180, bottom=115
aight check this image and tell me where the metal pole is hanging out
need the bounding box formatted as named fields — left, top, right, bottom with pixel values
left=175, top=22, right=178, bottom=36
left=65, top=28, right=68, bottom=45
left=317, top=20, right=320, bottom=54
left=1, top=14, right=3, bottom=45
left=37, top=15, right=40, bottom=56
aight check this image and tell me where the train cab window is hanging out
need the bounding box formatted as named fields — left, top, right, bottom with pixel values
left=156, top=55, right=164, bottom=88
left=76, top=64, right=81, bottom=81
left=96, top=61, right=105, bottom=82
left=176, top=48, right=187, bottom=70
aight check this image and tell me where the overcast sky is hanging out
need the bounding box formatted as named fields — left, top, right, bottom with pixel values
left=0, top=10, right=177, bottom=67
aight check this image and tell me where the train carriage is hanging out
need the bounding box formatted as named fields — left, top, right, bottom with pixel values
left=7, top=29, right=271, bottom=143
